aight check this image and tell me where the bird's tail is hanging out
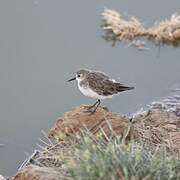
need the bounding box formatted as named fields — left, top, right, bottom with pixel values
left=115, top=83, right=134, bottom=92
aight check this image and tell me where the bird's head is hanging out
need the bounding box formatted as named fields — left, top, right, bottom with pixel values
left=68, top=69, right=90, bottom=82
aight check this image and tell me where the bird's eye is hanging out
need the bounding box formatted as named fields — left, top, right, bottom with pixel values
left=77, top=74, right=80, bottom=78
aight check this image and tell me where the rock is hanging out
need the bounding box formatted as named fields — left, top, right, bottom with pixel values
left=13, top=165, right=63, bottom=180
left=48, top=105, right=180, bottom=155
left=48, top=105, right=136, bottom=142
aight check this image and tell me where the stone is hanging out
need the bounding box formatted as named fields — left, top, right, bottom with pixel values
left=13, top=165, right=63, bottom=180
left=48, top=105, right=135, bottom=142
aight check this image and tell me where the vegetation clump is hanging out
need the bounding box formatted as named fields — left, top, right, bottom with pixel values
left=102, top=8, right=148, bottom=41
left=25, top=127, right=180, bottom=180
left=102, top=8, right=180, bottom=47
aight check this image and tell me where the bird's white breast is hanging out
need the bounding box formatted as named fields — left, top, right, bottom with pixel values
left=78, top=81, right=113, bottom=100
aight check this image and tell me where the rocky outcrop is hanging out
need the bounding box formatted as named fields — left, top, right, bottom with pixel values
left=48, top=105, right=135, bottom=142
left=13, top=105, right=180, bottom=180
left=47, top=105, right=180, bottom=154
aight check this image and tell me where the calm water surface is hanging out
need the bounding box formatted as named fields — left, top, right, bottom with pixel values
left=0, top=0, right=180, bottom=176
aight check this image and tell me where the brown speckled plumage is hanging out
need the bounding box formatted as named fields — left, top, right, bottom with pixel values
left=78, top=69, right=134, bottom=96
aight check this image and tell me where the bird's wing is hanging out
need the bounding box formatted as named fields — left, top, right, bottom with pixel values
left=87, top=72, right=134, bottom=96
left=87, top=73, right=118, bottom=96
left=92, top=71, right=110, bottom=79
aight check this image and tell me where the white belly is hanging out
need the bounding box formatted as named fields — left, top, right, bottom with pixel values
left=78, top=83, right=113, bottom=100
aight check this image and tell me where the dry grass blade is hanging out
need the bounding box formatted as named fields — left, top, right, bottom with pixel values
left=39, top=138, right=50, bottom=146
left=19, top=150, right=40, bottom=170
left=41, top=129, right=54, bottom=146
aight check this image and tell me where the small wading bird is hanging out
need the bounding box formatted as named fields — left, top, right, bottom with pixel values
left=68, top=69, right=134, bottom=113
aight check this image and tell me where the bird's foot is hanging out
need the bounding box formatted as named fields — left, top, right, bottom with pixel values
left=88, top=107, right=96, bottom=114
left=83, top=106, right=96, bottom=114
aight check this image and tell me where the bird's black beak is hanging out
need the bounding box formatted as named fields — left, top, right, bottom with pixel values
left=68, top=77, right=76, bottom=82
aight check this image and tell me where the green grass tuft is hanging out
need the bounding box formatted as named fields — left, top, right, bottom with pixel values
left=42, top=128, right=180, bottom=180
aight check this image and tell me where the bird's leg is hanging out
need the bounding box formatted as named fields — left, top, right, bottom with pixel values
left=88, top=100, right=99, bottom=109
left=93, top=99, right=101, bottom=112
left=87, top=99, right=101, bottom=114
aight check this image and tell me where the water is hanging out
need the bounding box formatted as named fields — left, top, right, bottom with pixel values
left=0, top=0, right=180, bottom=176
left=150, top=83, right=180, bottom=116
